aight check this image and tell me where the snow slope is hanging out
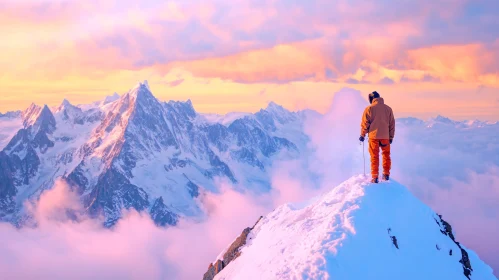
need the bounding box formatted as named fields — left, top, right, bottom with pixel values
left=214, top=175, right=497, bottom=280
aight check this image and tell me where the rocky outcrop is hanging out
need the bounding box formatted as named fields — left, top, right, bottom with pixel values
left=203, top=260, right=224, bottom=280
left=203, top=216, right=263, bottom=280
left=150, top=196, right=179, bottom=227
left=435, top=214, right=473, bottom=279
left=387, top=228, right=399, bottom=249
left=85, top=167, right=149, bottom=226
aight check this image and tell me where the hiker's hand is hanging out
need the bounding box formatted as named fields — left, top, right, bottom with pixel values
left=389, top=138, right=393, bottom=144
left=359, top=136, right=365, bottom=142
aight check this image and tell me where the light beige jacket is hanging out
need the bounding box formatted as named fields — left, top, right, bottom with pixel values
left=360, top=97, right=395, bottom=140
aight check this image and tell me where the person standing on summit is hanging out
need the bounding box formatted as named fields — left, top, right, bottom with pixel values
left=359, top=91, right=395, bottom=183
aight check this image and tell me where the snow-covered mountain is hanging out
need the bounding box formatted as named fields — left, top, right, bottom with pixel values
left=397, top=116, right=498, bottom=129
left=205, top=176, right=497, bottom=280
left=0, top=81, right=307, bottom=226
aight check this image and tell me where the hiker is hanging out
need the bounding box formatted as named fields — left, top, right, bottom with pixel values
left=359, top=91, right=395, bottom=183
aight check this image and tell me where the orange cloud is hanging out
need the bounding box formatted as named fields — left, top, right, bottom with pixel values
left=406, top=43, right=499, bottom=85
left=157, top=38, right=499, bottom=87
left=166, top=43, right=330, bottom=83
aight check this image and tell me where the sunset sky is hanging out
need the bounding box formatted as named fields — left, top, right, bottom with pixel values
left=1, top=0, right=498, bottom=120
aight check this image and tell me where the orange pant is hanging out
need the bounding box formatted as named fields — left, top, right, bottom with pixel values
left=368, top=138, right=391, bottom=178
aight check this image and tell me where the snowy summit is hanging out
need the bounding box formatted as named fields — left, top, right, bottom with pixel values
left=205, top=176, right=497, bottom=280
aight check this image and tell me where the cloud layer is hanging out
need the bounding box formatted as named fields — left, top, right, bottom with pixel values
left=3, top=0, right=498, bottom=85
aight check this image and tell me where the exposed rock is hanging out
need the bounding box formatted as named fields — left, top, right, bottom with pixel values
left=184, top=175, right=200, bottom=198
left=223, top=227, right=252, bottom=265
left=387, top=228, right=399, bottom=249
left=85, top=167, right=149, bottom=226
left=150, top=196, right=179, bottom=227
left=202, top=216, right=263, bottom=280
left=203, top=260, right=224, bottom=280
left=436, top=214, right=473, bottom=279
left=65, top=161, right=88, bottom=195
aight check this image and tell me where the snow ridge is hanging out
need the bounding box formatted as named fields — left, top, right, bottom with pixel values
left=213, top=176, right=497, bottom=280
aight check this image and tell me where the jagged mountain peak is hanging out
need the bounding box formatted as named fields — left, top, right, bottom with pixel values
left=266, top=101, right=285, bottom=111
left=166, top=99, right=197, bottom=118
left=57, top=98, right=79, bottom=112
left=102, top=92, right=120, bottom=105
left=21, top=104, right=55, bottom=133
left=130, top=80, right=151, bottom=94
left=22, top=103, right=41, bottom=125
left=61, top=98, right=71, bottom=106
left=55, top=98, right=87, bottom=125
left=126, top=81, right=157, bottom=105
left=104, top=82, right=159, bottom=117
left=31, top=105, right=56, bottom=135
left=142, top=80, right=150, bottom=91
left=208, top=176, right=497, bottom=280
left=256, top=101, right=297, bottom=127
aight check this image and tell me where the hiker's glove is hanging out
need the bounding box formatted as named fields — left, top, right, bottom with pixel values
left=359, top=136, right=365, bottom=142
left=389, top=139, right=393, bottom=144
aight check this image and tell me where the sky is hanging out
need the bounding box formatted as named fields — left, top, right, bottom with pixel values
left=1, top=0, right=499, bottom=120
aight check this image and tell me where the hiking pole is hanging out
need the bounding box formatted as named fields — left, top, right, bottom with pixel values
left=360, top=140, right=366, bottom=176
left=363, top=141, right=366, bottom=176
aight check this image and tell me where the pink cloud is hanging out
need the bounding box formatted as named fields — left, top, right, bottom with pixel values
left=0, top=179, right=272, bottom=280
left=4, top=0, right=498, bottom=86
left=166, top=78, right=185, bottom=87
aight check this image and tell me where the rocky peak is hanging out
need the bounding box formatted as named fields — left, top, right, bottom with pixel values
left=166, top=99, right=197, bottom=118
left=261, top=101, right=296, bottom=124
left=129, top=80, right=152, bottom=97
left=61, top=98, right=71, bottom=107
left=150, top=196, right=179, bottom=227
left=102, top=92, right=120, bottom=105
left=266, top=101, right=285, bottom=112
left=57, top=99, right=83, bottom=120
left=22, top=103, right=42, bottom=127
left=124, top=81, right=159, bottom=112
left=141, top=80, right=151, bottom=91
left=20, top=104, right=56, bottom=137
left=33, top=105, right=56, bottom=135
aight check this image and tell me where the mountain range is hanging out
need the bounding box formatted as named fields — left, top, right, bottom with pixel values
left=0, top=81, right=310, bottom=227
left=1, top=82, right=497, bottom=228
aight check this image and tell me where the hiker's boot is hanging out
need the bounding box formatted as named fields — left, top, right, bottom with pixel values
left=371, top=177, right=379, bottom=184
left=382, top=174, right=390, bottom=181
